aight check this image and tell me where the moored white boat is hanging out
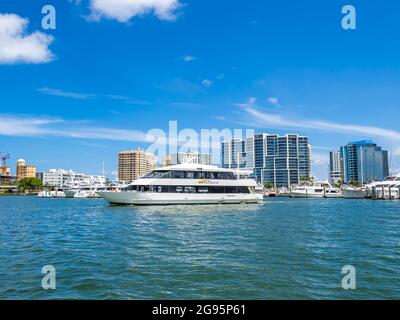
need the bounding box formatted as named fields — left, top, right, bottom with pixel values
left=97, top=164, right=263, bottom=205
left=368, top=174, right=400, bottom=199
left=341, top=185, right=367, bottom=199
left=37, top=190, right=66, bottom=198
left=290, top=181, right=342, bottom=198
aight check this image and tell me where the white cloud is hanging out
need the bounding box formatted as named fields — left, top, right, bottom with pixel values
left=202, top=79, right=212, bottom=87
left=182, top=55, right=196, bottom=62
left=267, top=97, right=279, bottom=105
left=238, top=98, right=400, bottom=143
left=0, top=114, right=149, bottom=142
left=89, top=0, right=182, bottom=23
left=105, top=94, right=152, bottom=105
left=37, top=87, right=96, bottom=99
left=0, top=14, right=54, bottom=64
left=311, top=152, right=329, bottom=165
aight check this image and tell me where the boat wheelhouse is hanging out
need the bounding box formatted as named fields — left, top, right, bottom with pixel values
left=97, top=164, right=263, bottom=205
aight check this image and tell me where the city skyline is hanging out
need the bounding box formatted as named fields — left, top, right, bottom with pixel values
left=1, top=0, right=400, bottom=180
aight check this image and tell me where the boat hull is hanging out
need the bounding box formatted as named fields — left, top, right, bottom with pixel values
left=290, top=192, right=325, bottom=198
left=97, top=191, right=263, bottom=205
left=342, top=189, right=367, bottom=199
left=290, top=192, right=342, bottom=198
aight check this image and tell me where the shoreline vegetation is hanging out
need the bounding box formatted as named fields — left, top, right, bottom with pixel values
left=0, top=177, right=43, bottom=196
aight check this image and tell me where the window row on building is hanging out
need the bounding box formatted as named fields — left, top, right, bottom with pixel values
left=222, top=134, right=311, bottom=188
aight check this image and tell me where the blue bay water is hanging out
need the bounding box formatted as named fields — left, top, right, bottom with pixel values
left=0, top=196, right=399, bottom=299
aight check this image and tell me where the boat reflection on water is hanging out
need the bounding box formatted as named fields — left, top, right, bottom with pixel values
left=107, top=202, right=262, bottom=216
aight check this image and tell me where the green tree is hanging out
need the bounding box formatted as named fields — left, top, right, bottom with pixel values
left=264, top=182, right=274, bottom=189
left=350, top=180, right=361, bottom=188
left=18, top=177, right=43, bottom=193
left=300, top=176, right=314, bottom=184
left=334, top=180, right=343, bottom=188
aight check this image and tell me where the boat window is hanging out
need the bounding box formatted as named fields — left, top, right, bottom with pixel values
left=315, top=189, right=324, bottom=192
left=143, top=171, right=170, bottom=179
left=197, top=172, right=207, bottom=179
left=176, top=186, right=183, bottom=193
left=198, top=187, right=209, bottom=193
left=184, top=187, right=196, bottom=193
left=207, top=172, right=216, bottom=179
left=171, top=171, right=186, bottom=179
left=210, top=186, right=225, bottom=193
left=238, top=186, right=250, bottom=194
left=122, top=185, right=136, bottom=191
left=225, top=186, right=236, bottom=193
left=185, top=172, right=195, bottom=179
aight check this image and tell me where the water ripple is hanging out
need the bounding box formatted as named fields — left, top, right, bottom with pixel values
left=1, top=196, right=400, bottom=299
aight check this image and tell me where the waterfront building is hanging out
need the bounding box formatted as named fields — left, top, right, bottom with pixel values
left=0, top=174, right=17, bottom=184
left=16, top=159, right=37, bottom=181
left=329, top=151, right=342, bottom=185
left=222, top=134, right=311, bottom=188
left=169, top=152, right=212, bottom=166
left=162, top=155, right=172, bottom=167
left=340, top=140, right=389, bottom=184
left=118, top=149, right=156, bottom=182
left=0, top=166, right=11, bottom=177
left=41, top=169, right=106, bottom=188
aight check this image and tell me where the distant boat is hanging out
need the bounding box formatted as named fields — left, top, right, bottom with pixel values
left=341, top=185, right=367, bottom=199
left=63, top=176, right=107, bottom=198
left=368, top=174, right=400, bottom=199
left=342, top=174, right=400, bottom=199
left=97, top=163, right=263, bottom=205
left=290, top=181, right=342, bottom=198
left=37, top=190, right=66, bottom=198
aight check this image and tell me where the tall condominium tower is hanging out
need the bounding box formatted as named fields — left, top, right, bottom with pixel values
left=118, top=149, right=156, bottom=182
left=340, top=140, right=389, bottom=184
left=222, top=134, right=311, bottom=188
left=329, top=151, right=342, bottom=185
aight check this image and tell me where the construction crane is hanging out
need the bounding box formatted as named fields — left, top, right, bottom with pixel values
left=0, top=150, right=10, bottom=167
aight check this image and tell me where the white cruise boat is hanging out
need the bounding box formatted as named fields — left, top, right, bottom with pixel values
left=97, top=164, right=263, bottom=205
left=290, top=181, right=342, bottom=198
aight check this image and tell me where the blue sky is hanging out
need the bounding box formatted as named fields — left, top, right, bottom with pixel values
left=1, top=0, right=400, bottom=179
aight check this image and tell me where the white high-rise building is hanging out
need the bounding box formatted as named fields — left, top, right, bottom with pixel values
left=169, top=152, right=212, bottom=166
left=329, top=151, right=342, bottom=185
left=222, top=134, right=311, bottom=188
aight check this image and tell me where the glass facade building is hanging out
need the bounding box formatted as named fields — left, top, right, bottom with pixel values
left=340, top=140, right=389, bottom=184
left=329, top=151, right=342, bottom=185
left=222, top=134, right=311, bottom=188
